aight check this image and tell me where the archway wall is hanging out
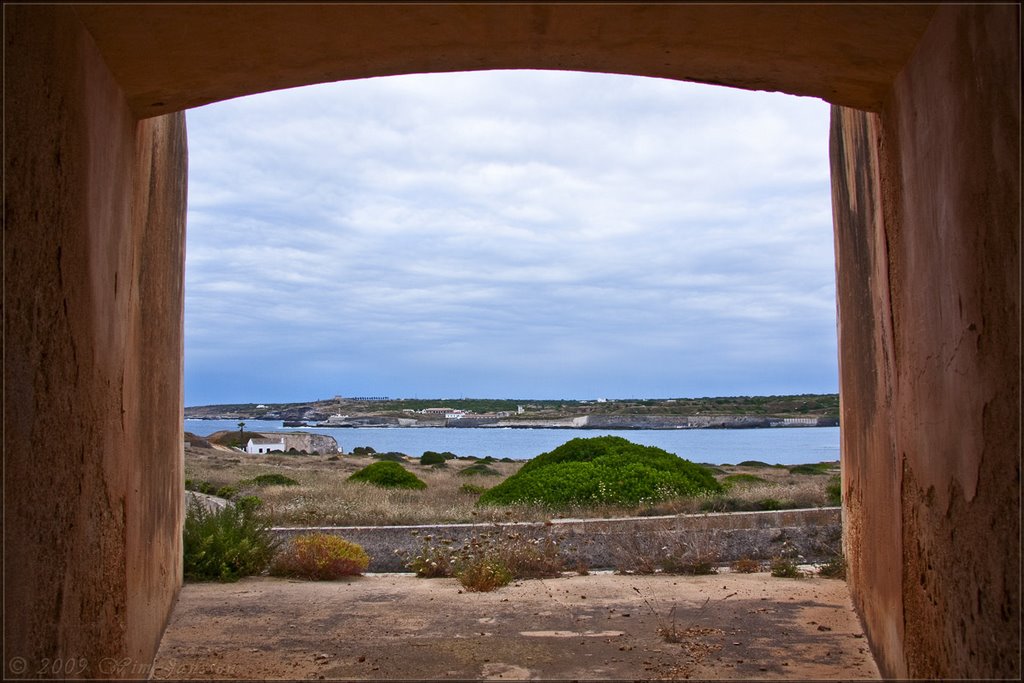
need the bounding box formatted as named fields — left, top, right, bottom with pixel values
left=3, top=4, right=1019, bottom=679
left=72, top=4, right=937, bottom=117
left=831, top=5, right=1020, bottom=678
left=4, top=7, right=187, bottom=676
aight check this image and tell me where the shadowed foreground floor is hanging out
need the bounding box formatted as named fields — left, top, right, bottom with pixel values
left=154, top=571, right=878, bottom=680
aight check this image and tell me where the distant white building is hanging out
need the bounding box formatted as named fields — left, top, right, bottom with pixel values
left=246, top=437, right=285, bottom=454
left=782, top=417, right=819, bottom=427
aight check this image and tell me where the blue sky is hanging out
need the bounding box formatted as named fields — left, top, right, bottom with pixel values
left=184, top=70, right=836, bottom=406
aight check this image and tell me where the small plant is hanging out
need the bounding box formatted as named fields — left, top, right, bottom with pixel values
left=492, top=532, right=565, bottom=579
left=215, top=485, right=238, bottom=499
left=826, top=474, right=842, bottom=506
left=182, top=497, right=279, bottom=582
left=406, top=540, right=457, bottom=578
left=270, top=533, right=370, bottom=579
left=252, top=473, right=299, bottom=487
left=459, top=483, right=488, bottom=495
left=770, top=557, right=804, bottom=578
left=817, top=554, right=847, bottom=579
left=456, top=557, right=513, bottom=592
left=349, top=461, right=427, bottom=489
left=731, top=557, right=763, bottom=573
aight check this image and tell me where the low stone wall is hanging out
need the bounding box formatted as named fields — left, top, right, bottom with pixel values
left=273, top=508, right=841, bottom=572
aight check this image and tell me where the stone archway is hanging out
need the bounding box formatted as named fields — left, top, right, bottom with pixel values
left=4, top=4, right=1018, bottom=679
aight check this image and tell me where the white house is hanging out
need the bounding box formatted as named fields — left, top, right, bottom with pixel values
left=246, top=437, right=285, bottom=454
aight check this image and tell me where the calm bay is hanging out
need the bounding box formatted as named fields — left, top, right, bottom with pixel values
left=185, top=419, right=840, bottom=466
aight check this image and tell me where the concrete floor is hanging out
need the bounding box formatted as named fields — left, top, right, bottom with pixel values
left=153, top=570, right=878, bottom=680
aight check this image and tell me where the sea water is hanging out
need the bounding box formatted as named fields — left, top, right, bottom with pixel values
left=185, top=419, right=840, bottom=466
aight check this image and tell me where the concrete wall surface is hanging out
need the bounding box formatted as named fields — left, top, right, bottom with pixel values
left=831, top=4, right=1020, bottom=678
left=4, top=6, right=187, bottom=678
left=275, top=508, right=842, bottom=573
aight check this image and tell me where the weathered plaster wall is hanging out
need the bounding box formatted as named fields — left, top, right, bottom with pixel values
left=73, top=4, right=936, bottom=117
left=831, top=5, right=1020, bottom=678
left=3, top=6, right=187, bottom=677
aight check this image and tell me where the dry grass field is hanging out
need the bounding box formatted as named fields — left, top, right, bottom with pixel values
left=184, top=444, right=838, bottom=527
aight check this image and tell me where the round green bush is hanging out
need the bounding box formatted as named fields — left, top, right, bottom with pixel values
left=420, top=451, right=447, bottom=465
left=478, top=436, right=722, bottom=507
left=348, top=461, right=427, bottom=489
left=270, top=533, right=370, bottom=579
left=458, top=463, right=501, bottom=477
left=372, top=451, right=408, bottom=462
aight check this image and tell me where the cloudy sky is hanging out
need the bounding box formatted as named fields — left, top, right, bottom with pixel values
left=184, top=70, right=837, bottom=406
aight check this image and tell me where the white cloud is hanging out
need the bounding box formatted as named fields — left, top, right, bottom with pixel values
left=184, top=70, right=835, bottom=404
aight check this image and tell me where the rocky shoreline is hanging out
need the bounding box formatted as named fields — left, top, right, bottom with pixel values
left=282, top=414, right=839, bottom=430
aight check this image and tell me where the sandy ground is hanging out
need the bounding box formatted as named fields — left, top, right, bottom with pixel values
left=153, top=571, right=877, bottom=680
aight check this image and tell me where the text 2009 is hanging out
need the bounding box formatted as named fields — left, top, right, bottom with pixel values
left=35, top=658, right=89, bottom=676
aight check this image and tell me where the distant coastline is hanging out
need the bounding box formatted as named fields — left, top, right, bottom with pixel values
left=186, top=393, right=840, bottom=431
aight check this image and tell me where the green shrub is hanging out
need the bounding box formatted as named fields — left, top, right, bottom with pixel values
left=788, top=463, right=832, bottom=475
left=458, top=463, right=501, bottom=477
left=737, top=460, right=772, bottom=468
left=270, top=533, right=370, bottom=579
left=215, top=485, right=238, bottom=499
left=770, top=556, right=804, bottom=578
left=182, top=497, right=279, bottom=582
left=826, top=474, right=842, bottom=506
left=817, top=554, right=847, bottom=579
left=372, top=451, right=408, bottom=462
left=420, top=451, right=447, bottom=465
left=352, top=446, right=376, bottom=455
left=234, top=495, right=264, bottom=509
left=460, top=483, right=488, bottom=495
left=349, top=461, right=427, bottom=489
left=721, top=473, right=767, bottom=488
left=478, top=436, right=722, bottom=507
left=252, top=473, right=299, bottom=487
